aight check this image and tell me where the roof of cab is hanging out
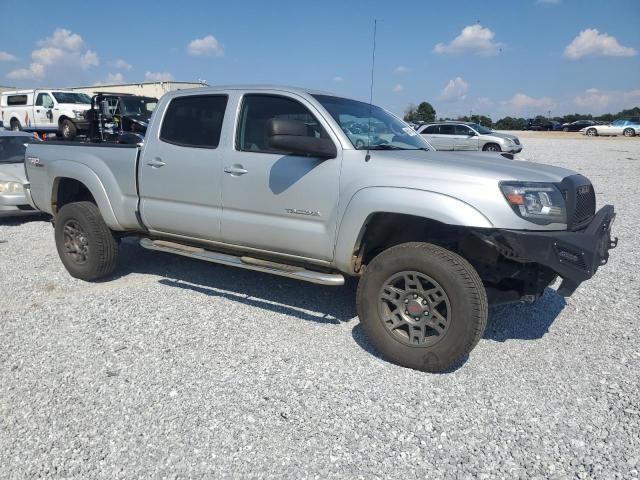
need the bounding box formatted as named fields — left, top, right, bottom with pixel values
left=166, top=84, right=339, bottom=98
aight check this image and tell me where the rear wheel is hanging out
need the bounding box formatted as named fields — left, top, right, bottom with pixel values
left=10, top=119, right=21, bottom=131
left=59, top=119, right=77, bottom=140
left=54, top=202, right=119, bottom=280
left=482, top=143, right=501, bottom=152
left=563, top=127, right=569, bottom=132
left=586, top=128, right=597, bottom=136
left=623, top=128, right=635, bottom=137
left=356, top=242, right=488, bottom=372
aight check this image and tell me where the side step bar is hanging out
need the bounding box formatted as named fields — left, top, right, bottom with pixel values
left=139, top=238, right=345, bottom=286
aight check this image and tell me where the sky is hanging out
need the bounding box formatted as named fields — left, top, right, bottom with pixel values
left=0, top=0, right=638, bottom=120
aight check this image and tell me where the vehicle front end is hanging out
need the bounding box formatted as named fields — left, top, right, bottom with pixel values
left=0, top=172, right=39, bottom=217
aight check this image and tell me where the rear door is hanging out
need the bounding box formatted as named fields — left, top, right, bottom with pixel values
left=138, top=94, right=229, bottom=240
left=220, top=93, right=342, bottom=261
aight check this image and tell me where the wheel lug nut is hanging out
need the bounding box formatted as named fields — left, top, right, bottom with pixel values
left=404, top=299, right=409, bottom=304
left=422, top=300, right=427, bottom=305
left=413, top=294, right=417, bottom=299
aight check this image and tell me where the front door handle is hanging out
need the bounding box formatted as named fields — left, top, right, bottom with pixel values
left=147, top=158, right=166, bottom=168
left=224, top=165, right=248, bottom=176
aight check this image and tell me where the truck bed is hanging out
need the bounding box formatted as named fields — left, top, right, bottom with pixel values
left=25, top=142, right=143, bottom=231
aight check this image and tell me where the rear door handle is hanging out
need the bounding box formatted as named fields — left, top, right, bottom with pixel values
left=147, top=158, right=166, bottom=168
left=224, top=165, right=248, bottom=176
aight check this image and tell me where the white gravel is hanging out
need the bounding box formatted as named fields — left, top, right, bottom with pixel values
left=1, top=135, right=639, bottom=479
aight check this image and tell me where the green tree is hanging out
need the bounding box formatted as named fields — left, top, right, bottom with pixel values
left=494, top=116, right=526, bottom=130
left=404, top=102, right=436, bottom=122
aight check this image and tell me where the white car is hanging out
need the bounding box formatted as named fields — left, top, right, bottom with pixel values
left=0, top=130, right=41, bottom=217
left=581, top=119, right=639, bottom=137
left=0, top=89, right=91, bottom=140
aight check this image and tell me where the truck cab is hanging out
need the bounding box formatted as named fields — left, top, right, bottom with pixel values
left=0, top=89, right=91, bottom=139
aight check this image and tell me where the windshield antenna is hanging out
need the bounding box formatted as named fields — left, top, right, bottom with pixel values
left=365, top=19, right=377, bottom=162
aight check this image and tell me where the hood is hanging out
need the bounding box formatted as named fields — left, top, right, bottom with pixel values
left=486, top=131, right=519, bottom=141
left=368, top=150, right=575, bottom=184
left=58, top=103, right=91, bottom=110
left=0, top=162, right=27, bottom=183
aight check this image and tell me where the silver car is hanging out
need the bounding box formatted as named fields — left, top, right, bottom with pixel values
left=0, top=130, right=41, bottom=217
left=417, top=121, right=523, bottom=153
left=581, top=119, right=639, bottom=137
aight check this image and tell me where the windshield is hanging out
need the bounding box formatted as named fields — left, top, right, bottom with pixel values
left=52, top=92, right=91, bottom=104
left=470, top=123, right=493, bottom=134
left=120, top=97, right=157, bottom=117
left=312, top=95, right=433, bottom=150
left=0, top=135, right=39, bottom=163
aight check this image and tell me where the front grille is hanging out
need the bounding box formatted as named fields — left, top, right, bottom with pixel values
left=573, top=185, right=596, bottom=228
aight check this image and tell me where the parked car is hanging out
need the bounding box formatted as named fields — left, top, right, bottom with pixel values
left=25, top=85, right=617, bottom=373
left=582, top=119, right=639, bottom=137
left=417, top=121, right=522, bottom=153
left=523, top=119, right=555, bottom=131
left=561, top=120, right=595, bottom=132
left=87, top=93, right=158, bottom=143
left=0, top=130, right=41, bottom=217
left=0, top=89, right=91, bottom=140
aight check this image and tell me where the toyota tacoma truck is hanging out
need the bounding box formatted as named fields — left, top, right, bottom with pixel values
left=24, top=86, right=617, bottom=372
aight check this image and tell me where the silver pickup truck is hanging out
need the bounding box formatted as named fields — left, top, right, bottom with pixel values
left=24, top=85, right=617, bottom=372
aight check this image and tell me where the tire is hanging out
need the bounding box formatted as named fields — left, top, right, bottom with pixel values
left=59, top=119, right=77, bottom=140
left=356, top=242, right=488, bottom=372
left=623, top=128, right=635, bottom=137
left=54, top=201, right=119, bottom=281
left=563, top=127, right=569, bottom=132
left=586, top=128, right=597, bottom=136
left=482, top=143, right=501, bottom=152
left=10, top=119, right=21, bottom=131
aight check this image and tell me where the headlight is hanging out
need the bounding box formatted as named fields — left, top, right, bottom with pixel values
left=0, top=181, right=24, bottom=194
left=72, top=110, right=86, bottom=119
left=504, top=138, right=514, bottom=144
left=500, top=182, right=566, bottom=224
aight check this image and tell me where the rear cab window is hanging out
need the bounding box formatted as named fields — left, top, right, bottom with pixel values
left=7, top=95, right=28, bottom=106
left=160, top=95, right=228, bottom=148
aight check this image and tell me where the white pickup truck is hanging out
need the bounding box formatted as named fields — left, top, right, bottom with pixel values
left=1, top=89, right=91, bottom=139
left=24, top=85, right=617, bottom=372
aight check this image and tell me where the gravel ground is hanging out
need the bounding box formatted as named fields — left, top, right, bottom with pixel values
left=1, top=135, right=639, bottom=479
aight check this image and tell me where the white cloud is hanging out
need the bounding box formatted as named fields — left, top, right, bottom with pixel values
left=6, top=28, right=99, bottom=82
left=113, top=58, right=132, bottom=70
left=440, top=76, right=469, bottom=101
left=434, top=25, right=502, bottom=56
left=394, top=66, right=409, bottom=74
left=187, top=35, right=224, bottom=57
left=0, top=51, right=17, bottom=62
left=6, top=63, right=45, bottom=80
left=573, top=88, right=640, bottom=112
left=145, top=71, right=174, bottom=82
left=333, top=76, right=344, bottom=83
left=38, top=28, right=84, bottom=51
left=80, top=50, right=99, bottom=69
left=392, top=84, right=404, bottom=92
left=503, top=92, right=555, bottom=113
left=106, top=72, right=125, bottom=83
left=564, top=29, right=636, bottom=59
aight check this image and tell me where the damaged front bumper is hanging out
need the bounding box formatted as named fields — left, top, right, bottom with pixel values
left=497, top=205, right=618, bottom=297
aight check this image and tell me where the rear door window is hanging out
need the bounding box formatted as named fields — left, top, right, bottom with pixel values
left=439, top=125, right=455, bottom=135
left=7, top=95, right=28, bottom=106
left=160, top=95, right=228, bottom=149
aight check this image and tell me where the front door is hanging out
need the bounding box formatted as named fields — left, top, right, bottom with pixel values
left=34, top=93, right=55, bottom=130
left=453, top=124, right=479, bottom=150
left=220, top=93, right=341, bottom=261
left=138, top=94, right=229, bottom=240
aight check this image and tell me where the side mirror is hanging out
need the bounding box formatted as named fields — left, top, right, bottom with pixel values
left=100, top=100, right=112, bottom=119
left=266, top=119, right=337, bottom=159
left=468, top=131, right=477, bottom=136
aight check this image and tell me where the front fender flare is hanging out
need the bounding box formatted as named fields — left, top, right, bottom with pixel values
left=333, top=187, right=493, bottom=273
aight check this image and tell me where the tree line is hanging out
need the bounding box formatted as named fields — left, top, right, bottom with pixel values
left=403, top=102, right=640, bottom=130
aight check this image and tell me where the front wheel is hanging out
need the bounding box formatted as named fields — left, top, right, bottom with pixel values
left=356, top=242, right=488, bottom=372
left=483, top=143, right=501, bottom=152
left=59, top=119, right=77, bottom=140
left=54, top=202, right=119, bottom=280
left=623, top=128, right=636, bottom=137
left=586, top=128, right=597, bottom=136
left=563, top=127, right=569, bottom=132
